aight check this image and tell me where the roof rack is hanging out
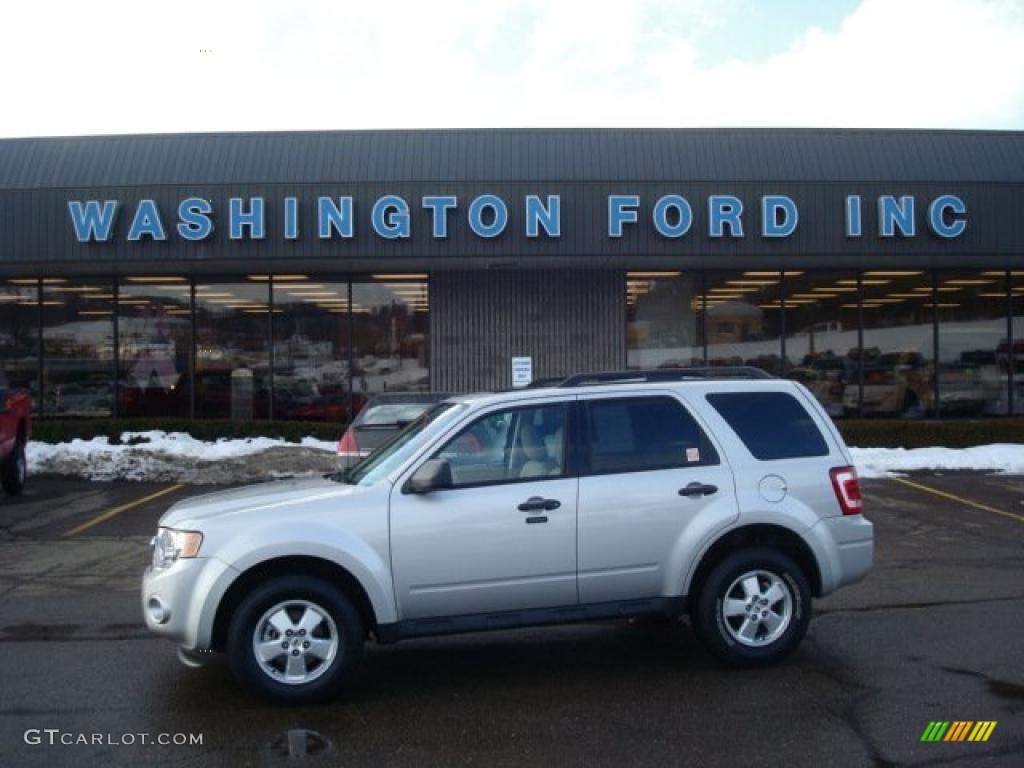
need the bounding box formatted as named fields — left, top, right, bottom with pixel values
left=555, top=367, right=773, bottom=388
left=522, top=376, right=572, bottom=389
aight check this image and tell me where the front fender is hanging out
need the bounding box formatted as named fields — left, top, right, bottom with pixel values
left=194, top=522, right=397, bottom=648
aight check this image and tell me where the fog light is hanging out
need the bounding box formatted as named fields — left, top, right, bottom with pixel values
left=148, top=597, right=170, bottom=625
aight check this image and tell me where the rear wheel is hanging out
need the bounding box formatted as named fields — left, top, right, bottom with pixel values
left=227, top=575, right=364, bottom=704
left=1, top=439, right=26, bottom=496
left=693, top=547, right=811, bottom=667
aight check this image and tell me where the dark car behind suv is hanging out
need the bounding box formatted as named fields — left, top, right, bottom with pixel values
left=337, top=392, right=452, bottom=467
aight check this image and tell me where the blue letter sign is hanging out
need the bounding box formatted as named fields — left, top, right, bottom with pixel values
left=468, top=195, right=508, bottom=238
left=229, top=197, right=265, bottom=240
left=177, top=197, right=213, bottom=240
left=608, top=195, right=640, bottom=237
left=68, top=200, right=119, bottom=242
left=372, top=195, right=411, bottom=239
left=709, top=195, right=744, bottom=238
left=127, top=199, right=167, bottom=241
left=761, top=196, right=798, bottom=238
left=525, top=195, right=561, bottom=238
left=422, top=196, right=458, bottom=239
left=652, top=195, right=693, bottom=238
left=927, top=195, right=966, bottom=238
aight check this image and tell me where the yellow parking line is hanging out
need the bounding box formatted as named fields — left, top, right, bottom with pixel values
left=891, top=477, right=1024, bottom=525
left=63, top=483, right=185, bottom=537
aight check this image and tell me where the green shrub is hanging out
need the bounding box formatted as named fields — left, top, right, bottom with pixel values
left=836, top=418, right=1024, bottom=449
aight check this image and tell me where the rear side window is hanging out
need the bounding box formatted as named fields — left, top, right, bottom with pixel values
left=584, top=396, right=719, bottom=475
left=706, top=392, right=829, bottom=460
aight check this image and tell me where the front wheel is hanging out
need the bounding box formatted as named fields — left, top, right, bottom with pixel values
left=1, top=439, right=26, bottom=496
left=693, top=547, right=811, bottom=667
left=227, top=575, right=364, bottom=704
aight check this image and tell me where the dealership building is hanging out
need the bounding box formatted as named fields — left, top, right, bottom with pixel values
left=0, top=128, right=1022, bottom=422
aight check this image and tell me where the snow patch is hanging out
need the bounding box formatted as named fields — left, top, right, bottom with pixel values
left=849, top=444, right=1024, bottom=479
left=27, top=431, right=338, bottom=484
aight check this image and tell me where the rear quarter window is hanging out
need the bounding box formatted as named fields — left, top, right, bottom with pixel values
left=706, top=391, right=829, bottom=460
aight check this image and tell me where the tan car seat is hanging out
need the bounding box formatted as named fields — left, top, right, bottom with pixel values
left=518, top=425, right=559, bottom=477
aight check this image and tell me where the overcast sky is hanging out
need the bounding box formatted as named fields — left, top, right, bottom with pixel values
left=1, top=0, right=1022, bottom=137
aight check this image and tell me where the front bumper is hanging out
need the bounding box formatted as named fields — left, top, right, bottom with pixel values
left=807, top=514, right=874, bottom=595
left=141, top=556, right=237, bottom=651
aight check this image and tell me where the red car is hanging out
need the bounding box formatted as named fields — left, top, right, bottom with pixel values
left=0, top=372, right=31, bottom=496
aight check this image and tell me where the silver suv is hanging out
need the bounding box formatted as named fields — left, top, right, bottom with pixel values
left=142, top=369, right=873, bottom=704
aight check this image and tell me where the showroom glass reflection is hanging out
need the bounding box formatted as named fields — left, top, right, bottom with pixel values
left=0, top=271, right=1016, bottom=421
left=0, top=275, right=429, bottom=421
left=625, top=270, right=1016, bottom=419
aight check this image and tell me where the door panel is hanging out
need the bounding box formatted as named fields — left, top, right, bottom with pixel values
left=389, top=399, right=578, bottom=621
left=577, top=465, right=736, bottom=602
left=390, top=477, right=579, bottom=619
left=576, top=393, right=738, bottom=603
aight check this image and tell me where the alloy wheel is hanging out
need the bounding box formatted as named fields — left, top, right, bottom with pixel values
left=251, top=600, right=339, bottom=685
left=721, top=570, right=793, bottom=647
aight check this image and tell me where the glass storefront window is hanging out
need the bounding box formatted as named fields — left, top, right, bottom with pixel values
left=781, top=272, right=859, bottom=418
left=117, top=277, right=192, bottom=418
left=859, top=271, right=934, bottom=418
left=351, top=276, right=430, bottom=414
left=194, top=280, right=271, bottom=419
left=271, top=276, right=351, bottom=422
left=704, top=271, right=784, bottom=374
left=42, top=278, right=115, bottom=417
left=6, top=267, right=1024, bottom=423
left=934, top=271, right=1008, bottom=417
left=626, top=272, right=703, bottom=369
left=0, top=280, right=41, bottom=412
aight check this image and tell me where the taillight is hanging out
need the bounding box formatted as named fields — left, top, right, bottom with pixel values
left=830, top=466, right=863, bottom=516
left=337, top=428, right=360, bottom=458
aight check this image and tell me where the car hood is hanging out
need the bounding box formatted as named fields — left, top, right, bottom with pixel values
left=159, top=475, right=373, bottom=528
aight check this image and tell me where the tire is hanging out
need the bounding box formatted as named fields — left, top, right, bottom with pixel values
left=226, top=575, right=364, bottom=704
left=1, top=439, right=26, bottom=496
left=693, top=547, right=811, bottom=667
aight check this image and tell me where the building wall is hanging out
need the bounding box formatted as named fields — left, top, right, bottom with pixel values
left=431, top=270, right=624, bottom=391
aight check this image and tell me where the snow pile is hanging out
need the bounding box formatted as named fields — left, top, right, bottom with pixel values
left=27, top=431, right=338, bottom=484
left=849, top=444, right=1024, bottom=479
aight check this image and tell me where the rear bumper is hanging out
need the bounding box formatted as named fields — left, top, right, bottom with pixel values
left=807, top=514, right=874, bottom=595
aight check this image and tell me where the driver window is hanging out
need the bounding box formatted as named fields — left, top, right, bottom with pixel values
left=434, top=404, right=567, bottom=488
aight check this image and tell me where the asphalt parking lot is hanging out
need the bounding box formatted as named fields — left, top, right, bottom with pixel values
left=0, top=473, right=1022, bottom=768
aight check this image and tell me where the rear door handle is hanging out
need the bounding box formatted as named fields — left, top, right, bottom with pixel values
left=518, top=497, right=561, bottom=512
left=678, top=482, right=718, bottom=498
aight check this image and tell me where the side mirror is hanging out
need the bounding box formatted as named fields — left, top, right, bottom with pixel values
left=406, top=458, right=452, bottom=494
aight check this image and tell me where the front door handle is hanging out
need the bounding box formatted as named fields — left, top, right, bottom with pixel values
left=678, top=482, right=718, bottom=498
left=518, top=497, right=561, bottom=512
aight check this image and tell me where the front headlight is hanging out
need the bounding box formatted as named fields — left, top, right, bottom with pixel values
left=151, top=527, right=203, bottom=569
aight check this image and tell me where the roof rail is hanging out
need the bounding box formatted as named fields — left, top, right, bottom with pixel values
left=555, top=367, right=774, bottom=387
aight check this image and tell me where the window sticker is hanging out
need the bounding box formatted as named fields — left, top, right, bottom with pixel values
left=686, top=447, right=700, bottom=463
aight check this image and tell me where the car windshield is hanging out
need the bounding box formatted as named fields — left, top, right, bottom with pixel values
left=341, top=402, right=466, bottom=486
left=358, top=402, right=434, bottom=427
